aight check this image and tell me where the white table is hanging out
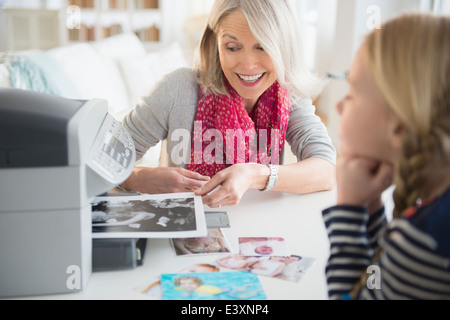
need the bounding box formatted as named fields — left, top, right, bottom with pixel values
left=12, top=189, right=338, bottom=300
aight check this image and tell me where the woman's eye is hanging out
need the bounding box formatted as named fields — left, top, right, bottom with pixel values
left=226, top=46, right=239, bottom=52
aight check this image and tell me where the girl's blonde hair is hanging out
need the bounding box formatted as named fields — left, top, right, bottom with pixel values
left=351, top=13, right=450, bottom=299
left=197, top=0, right=325, bottom=99
left=365, top=13, right=450, bottom=218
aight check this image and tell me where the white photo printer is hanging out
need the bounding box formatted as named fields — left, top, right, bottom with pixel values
left=0, top=88, right=135, bottom=298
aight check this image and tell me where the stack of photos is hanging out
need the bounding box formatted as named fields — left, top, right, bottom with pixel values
left=136, top=235, right=316, bottom=299
left=238, top=237, right=291, bottom=257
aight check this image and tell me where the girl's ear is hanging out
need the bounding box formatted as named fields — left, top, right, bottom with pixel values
left=388, top=116, right=406, bottom=151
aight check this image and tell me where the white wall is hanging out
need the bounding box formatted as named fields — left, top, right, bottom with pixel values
left=161, top=0, right=212, bottom=45
left=315, top=0, right=424, bottom=151
left=314, top=0, right=356, bottom=150
left=0, top=9, right=6, bottom=51
left=353, top=0, right=422, bottom=51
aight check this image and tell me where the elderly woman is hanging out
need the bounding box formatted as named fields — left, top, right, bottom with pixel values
left=121, top=0, right=336, bottom=208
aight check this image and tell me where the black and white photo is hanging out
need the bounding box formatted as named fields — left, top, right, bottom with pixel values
left=91, top=193, right=207, bottom=239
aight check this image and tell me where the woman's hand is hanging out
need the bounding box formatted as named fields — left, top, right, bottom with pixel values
left=125, top=167, right=210, bottom=194
left=195, top=164, right=266, bottom=208
left=336, top=154, right=394, bottom=212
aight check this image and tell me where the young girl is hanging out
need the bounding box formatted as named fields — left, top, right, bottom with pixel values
left=323, top=13, right=450, bottom=300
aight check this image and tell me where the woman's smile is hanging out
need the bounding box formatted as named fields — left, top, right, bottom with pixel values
left=236, top=72, right=266, bottom=86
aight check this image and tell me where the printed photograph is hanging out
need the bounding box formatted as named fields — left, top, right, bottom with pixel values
left=171, top=228, right=232, bottom=256
left=136, top=258, right=222, bottom=299
left=161, top=271, right=266, bottom=300
left=238, top=237, right=291, bottom=257
left=135, top=252, right=316, bottom=300
left=91, top=193, right=207, bottom=239
left=216, top=254, right=316, bottom=282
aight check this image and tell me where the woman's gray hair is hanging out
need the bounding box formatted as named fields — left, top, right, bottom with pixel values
left=197, top=0, right=325, bottom=99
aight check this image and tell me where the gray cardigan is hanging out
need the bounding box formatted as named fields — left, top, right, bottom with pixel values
left=122, top=68, right=336, bottom=167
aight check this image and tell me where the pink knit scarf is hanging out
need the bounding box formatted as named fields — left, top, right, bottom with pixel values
left=188, top=80, right=291, bottom=178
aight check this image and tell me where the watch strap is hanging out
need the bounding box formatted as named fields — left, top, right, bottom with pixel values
left=261, top=164, right=278, bottom=192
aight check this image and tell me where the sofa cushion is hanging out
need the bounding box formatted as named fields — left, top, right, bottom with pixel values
left=91, top=32, right=147, bottom=60
left=118, top=42, right=189, bottom=108
left=46, top=42, right=131, bottom=114
left=0, top=51, right=70, bottom=96
left=26, top=52, right=80, bottom=98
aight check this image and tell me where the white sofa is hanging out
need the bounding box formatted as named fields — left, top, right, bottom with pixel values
left=0, top=33, right=189, bottom=167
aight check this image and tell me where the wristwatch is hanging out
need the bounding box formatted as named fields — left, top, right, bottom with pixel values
left=261, top=164, right=278, bottom=192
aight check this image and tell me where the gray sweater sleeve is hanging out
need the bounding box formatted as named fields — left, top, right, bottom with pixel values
left=122, top=68, right=198, bottom=162
left=286, top=95, right=336, bottom=165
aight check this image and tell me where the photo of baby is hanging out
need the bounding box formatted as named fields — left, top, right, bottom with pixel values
left=238, top=237, right=291, bottom=257
left=216, top=254, right=316, bottom=282
left=137, top=262, right=221, bottom=299
left=171, top=228, right=232, bottom=256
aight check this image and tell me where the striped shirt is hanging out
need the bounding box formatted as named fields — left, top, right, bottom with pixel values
left=322, top=188, right=450, bottom=300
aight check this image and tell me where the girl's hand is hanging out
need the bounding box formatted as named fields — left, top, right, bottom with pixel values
left=195, top=164, right=261, bottom=208
left=337, top=155, right=394, bottom=210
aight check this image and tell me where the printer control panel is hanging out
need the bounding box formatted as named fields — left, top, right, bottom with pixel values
left=88, top=114, right=135, bottom=182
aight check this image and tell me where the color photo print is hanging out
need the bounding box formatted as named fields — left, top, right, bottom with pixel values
left=91, top=193, right=207, bottom=239
left=160, top=271, right=266, bottom=300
